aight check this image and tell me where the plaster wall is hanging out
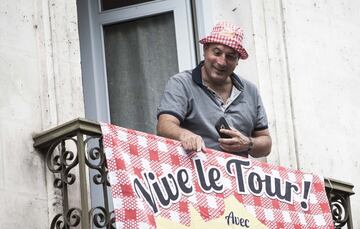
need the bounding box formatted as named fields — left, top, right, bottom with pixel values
left=1, top=0, right=359, bottom=227
left=203, top=0, right=360, bottom=227
left=281, top=1, right=360, bottom=227
left=0, top=0, right=84, bottom=227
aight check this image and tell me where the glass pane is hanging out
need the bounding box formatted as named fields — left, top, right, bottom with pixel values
left=103, top=12, right=179, bottom=134
left=101, top=0, right=155, bottom=11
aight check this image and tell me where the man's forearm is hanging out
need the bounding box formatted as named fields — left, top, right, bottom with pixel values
left=157, top=119, right=188, bottom=141
left=157, top=114, right=205, bottom=152
left=250, top=135, right=272, bottom=158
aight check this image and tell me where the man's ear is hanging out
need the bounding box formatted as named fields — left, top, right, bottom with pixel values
left=203, top=44, right=209, bottom=51
left=202, top=44, right=208, bottom=58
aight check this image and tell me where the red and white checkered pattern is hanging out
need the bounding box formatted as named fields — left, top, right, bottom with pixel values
left=101, top=123, right=334, bottom=229
left=199, top=21, right=249, bottom=59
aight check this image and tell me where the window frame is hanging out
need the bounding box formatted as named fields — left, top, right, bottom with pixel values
left=78, top=0, right=197, bottom=123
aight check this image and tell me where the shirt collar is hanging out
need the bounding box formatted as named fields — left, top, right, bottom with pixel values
left=191, top=61, right=244, bottom=91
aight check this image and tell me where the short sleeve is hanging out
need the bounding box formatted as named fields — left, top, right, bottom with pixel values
left=255, top=91, right=268, bottom=131
left=157, top=75, right=190, bottom=122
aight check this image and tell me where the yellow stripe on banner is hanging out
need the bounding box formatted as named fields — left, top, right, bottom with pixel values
left=156, top=195, right=267, bottom=228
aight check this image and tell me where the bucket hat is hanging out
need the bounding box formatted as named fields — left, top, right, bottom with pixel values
left=199, top=22, right=248, bottom=59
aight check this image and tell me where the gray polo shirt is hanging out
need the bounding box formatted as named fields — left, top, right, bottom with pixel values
left=157, top=62, right=268, bottom=155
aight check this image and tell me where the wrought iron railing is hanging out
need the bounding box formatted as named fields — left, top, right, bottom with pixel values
left=33, top=118, right=114, bottom=229
left=325, top=178, right=355, bottom=228
left=33, top=118, right=355, bottom=229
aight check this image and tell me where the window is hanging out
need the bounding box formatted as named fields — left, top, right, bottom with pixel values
left=78, top=0, right=196, bottom=134
left=101, top=0, right=155, bottom=11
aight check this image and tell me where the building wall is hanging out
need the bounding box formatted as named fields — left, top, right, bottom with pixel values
left=1, top=0, right=359, bottom=228
left=280, top=1, right=360, bottom=226
left=201, top=0, right=360, bottom=227
left=0, top=0, right=84, bottom=227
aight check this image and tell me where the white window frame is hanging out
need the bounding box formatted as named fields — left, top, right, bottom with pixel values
left=79, top=0, right=196, bottom=123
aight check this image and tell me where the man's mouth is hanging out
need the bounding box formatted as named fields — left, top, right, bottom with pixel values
left=214, top=67, right=226, bottom=74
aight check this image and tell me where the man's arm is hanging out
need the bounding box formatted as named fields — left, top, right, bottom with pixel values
left=157, top=114, right=205, bottom=152
left=218, top=128, right=272, bottom=158
left=250, top=129, right=272, bottom=157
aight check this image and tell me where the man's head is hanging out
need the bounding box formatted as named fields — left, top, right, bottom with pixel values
left=201, top=43, right=239, bottom=84
left=199, top=22, right=248, bottom=84
left=199, top=22, right=248, bottom=60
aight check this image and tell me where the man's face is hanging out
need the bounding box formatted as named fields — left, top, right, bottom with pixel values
left=203, top=44, right=239, bottom=84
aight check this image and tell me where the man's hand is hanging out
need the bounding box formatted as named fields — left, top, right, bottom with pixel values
left=218, top=128, right=250, bottom=153
left=179, top=132, right=206, bottom=152
left=157, top=114, right=206, bottom=153
left=218, top=128, right=271, bottom=157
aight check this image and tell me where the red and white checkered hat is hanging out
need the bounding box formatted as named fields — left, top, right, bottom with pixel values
left=199, top=22, right=248, bottom=59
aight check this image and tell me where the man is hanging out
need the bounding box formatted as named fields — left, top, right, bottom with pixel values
left=157, top=22, right=271, bottom=158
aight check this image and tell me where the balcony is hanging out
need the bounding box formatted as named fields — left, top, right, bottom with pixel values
left=33, top=118, right=355, bottom=229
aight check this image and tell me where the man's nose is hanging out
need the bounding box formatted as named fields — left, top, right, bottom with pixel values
left=217, top=54, right=226, bottom=66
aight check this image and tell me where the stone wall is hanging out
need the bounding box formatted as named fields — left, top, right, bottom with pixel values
left=0, top=0, right=84, bottom=227
left=200, top=0, right=360, bottom=227
left=1, top=0, right=359, bottom=227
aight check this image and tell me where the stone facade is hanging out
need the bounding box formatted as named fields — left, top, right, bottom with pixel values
left=0, top=0, right=359, bottom=228
left=0, top=0, right=83, bottom=227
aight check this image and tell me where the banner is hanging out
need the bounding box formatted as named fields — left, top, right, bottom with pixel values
left=101, top=123, right=334, bottom=228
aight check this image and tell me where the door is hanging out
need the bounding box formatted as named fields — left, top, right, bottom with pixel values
left=78, top=0, right=196, bottom=134
left=77, top=0, right=196, bottom=225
